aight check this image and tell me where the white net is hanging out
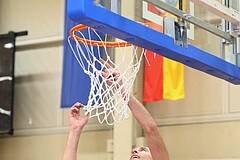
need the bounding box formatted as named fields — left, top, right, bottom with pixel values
left=68, top=26, right=145, bottom=125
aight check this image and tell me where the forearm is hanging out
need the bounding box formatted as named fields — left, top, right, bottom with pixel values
left=128, top=95, right=155, bottom=132
left=128, top=95, right=169, bottom=160
left=63, top=127, right=82, bottom=160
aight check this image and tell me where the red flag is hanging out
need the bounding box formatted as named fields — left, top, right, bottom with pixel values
left=143, top=50, right=164, bottom=101
left=143, top=2, right=185, bottom=102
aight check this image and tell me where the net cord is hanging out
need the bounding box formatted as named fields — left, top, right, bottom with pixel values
left=68, top=27, right=145, bottom=125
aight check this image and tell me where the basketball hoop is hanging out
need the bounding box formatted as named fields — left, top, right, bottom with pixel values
left=70, top=24, right=132, bottom=47
left=68, top=24, right=145, bottom=125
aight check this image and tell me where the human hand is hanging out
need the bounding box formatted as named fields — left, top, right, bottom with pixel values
left=99, top=58, right=123, bottom=88
left=69, top=102, right=89, bottom=131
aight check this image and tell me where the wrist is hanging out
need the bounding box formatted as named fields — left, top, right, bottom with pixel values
left=70, top=125, right=83, bottom=133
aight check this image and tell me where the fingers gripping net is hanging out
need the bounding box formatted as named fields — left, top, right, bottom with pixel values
left=68, top=25, right=145, bottom=125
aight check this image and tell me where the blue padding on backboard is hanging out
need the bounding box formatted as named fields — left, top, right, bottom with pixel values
left=67, top=0, right=240, bottom=84
left=61, top=0, right=104, bottom=108
left=61, top=4, right=90, bottom=108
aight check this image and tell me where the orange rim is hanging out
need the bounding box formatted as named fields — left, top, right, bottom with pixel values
left=70, top=24, right=132, bottom=48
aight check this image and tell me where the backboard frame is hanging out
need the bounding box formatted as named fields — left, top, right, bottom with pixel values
left=67, top=0, right=240, bottom=84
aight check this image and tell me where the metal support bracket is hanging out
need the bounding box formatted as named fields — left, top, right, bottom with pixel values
left=175, top=20, right=188, bottom=48
left=164, top=17, right=188, bottom=48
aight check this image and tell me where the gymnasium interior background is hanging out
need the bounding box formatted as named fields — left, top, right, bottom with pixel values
left=0, top=0, right=240, bottom=160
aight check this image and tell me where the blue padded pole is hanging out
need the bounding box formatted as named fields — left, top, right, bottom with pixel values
left=67, top=0, right=240, bottom=84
